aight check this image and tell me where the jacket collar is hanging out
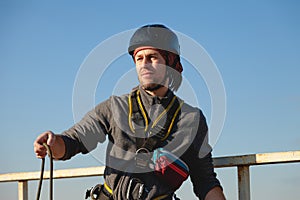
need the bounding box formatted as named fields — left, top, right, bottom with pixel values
left=138, top=85, right=175, bottom=107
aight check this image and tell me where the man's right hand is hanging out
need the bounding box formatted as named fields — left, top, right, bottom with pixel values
left=33, top=131, right=56, bottom=158
left=33, top=131, right=65, bottom=159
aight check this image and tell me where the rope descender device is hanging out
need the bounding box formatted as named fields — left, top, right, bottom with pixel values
left=36, top=143, right=53, bottom=200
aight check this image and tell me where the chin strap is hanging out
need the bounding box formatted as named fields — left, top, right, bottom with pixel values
left=36, top=143, right=53, bottom=200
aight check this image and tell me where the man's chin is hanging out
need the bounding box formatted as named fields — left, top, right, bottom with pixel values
left=142, top=83, right=164, bottom=91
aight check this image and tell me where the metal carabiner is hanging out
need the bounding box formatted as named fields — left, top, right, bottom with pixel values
left=138, top=183, right=144, bottom=199
left=126, top=179, right=133, bottom=200
left=87, top=184, right=102, bottom=200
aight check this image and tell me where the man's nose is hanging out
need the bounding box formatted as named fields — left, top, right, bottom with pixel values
left=140, top=59, right=152, bottom=69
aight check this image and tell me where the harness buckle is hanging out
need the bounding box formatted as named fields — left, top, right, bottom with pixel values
left=148, top=125, right=166, bottom=139
left=135, top=148, right=151, bottom=169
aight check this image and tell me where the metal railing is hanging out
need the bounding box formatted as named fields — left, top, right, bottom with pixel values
left=1, top=151, right=299, bottom=200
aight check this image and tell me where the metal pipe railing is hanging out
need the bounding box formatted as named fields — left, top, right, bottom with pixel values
left=213, top=151, right=300, bottom=199
left=1, top=151, right=299, bottom=200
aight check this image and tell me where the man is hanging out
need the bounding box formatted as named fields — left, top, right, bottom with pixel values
left=34, top=24, right=226, bottom=200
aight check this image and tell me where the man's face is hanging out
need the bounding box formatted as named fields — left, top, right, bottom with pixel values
left=134, top=48, right=167, bottom=91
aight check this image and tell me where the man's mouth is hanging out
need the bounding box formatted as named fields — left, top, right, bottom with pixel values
left=141, top=71, right=154, bottom=77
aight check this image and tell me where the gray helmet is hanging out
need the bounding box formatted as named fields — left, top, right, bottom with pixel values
left=128, top=24, right=180, bottom=56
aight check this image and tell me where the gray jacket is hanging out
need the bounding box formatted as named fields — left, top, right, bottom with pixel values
left=60, top=86, right=221, bottom=199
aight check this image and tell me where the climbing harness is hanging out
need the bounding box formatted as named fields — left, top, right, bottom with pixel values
left=36, top=143, right=53, bottom=200
left=129, top=89, right=183, bottom=169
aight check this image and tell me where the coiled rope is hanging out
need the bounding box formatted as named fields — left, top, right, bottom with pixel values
left=36, top=143, right=53, bottom=200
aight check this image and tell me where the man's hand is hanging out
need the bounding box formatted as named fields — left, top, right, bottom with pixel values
left=205, top=186, right=226, bottom=200
left=33, top=131, right=65, bottom=159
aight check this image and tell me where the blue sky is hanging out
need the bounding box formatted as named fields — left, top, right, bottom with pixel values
left=0, top=1, right=299, bottom=199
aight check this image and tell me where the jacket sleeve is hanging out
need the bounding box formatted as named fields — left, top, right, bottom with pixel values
left=187, top=151, right=221, bottom=200
left=183, top=110, right=222, bottom=200
left=59, top=98, right=111, bottom=160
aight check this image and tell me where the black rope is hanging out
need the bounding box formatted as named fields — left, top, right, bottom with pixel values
left=36, top=157, right=45, bottom=200
left=36, top=143, right=53, bottom=200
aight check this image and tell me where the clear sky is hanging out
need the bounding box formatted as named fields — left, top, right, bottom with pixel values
left=0, top=1, right=299, bottom=199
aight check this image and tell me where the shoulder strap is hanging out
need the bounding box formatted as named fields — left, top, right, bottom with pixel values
left=128, top=89, right=148, bottom=134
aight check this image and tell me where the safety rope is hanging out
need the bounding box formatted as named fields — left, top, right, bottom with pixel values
left=36, top=143, right=53, bottom=200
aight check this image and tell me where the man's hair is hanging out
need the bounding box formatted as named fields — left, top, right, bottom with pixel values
left=157, top=49, right=182, bottom=91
